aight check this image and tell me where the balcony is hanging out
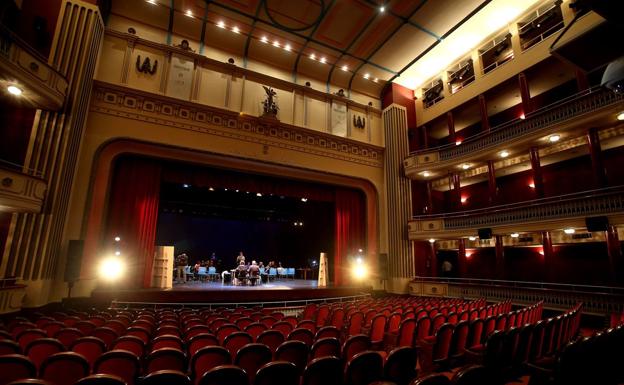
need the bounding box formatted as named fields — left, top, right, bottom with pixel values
left=404, top=86, right=624, bottom=178
left=0, top=278, right=26, bottom=314
left=0, top=165, right=47, bottom=213
left=0, top=26, right=68, bottom=110
left=408, top=186, right=624, bottom=239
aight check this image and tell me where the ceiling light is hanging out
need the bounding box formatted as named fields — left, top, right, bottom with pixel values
left=461, top=164, right=470, bottom=170
left=320, top=57, right=326, bottom=64
left=617, top=112, right=624, bottom=121
left=520, top=113, right=526, bottom=120
left=299, top=222, right=303, bottom=226
left=374, top=78, right=378, bottom=82
left=232, top=26, right=239, bottom=33
left=310, top=53, right=316, bottom=60
left=380, top=6, right=385, bottom=12
left=499, top=150, right=509, bottom=158
left=301, top=197, right=308, bottom=202
left=7, top=85, right=22, bottom=95
left=429, top=238, right=436, bottom=244
left=183, top=184, right=189, bottom=188
left=235, top=189, right=239, bottom=192
left=461, top=196, right=468, bottom=203
left=115, top=251, right=121, bottom=256
left=256, top=193, right=262, bottom=197
left=549, top=134, right=560, bottom=142
left=273, top=40, right=280, bottom=47
left=342, top=65, right=348, bottom=71
left=146, top=0, right=156, bottom=4
left=209, top=187, right=214, bottom=191
left=217, top=21, right=225, bottom=29
left=511, top=233, right=519, bottom=238
left=422, top=171, right=431, bottom=177
left=284, top=44, right=291, bottom=51
left=364, top=73, right=370, bottom=79
left=564, top=228, right=575, bottom=234
left=114, top=236, right=121, bottom=242
left=468, top=236, right=477, bottom=241
left=455, top=140, right=462, bottom=146
left=185, top=10, right=193, bottom=17
left=261, top=36, right=268, bottom=43
left=529, top=182, right=535, bottom=188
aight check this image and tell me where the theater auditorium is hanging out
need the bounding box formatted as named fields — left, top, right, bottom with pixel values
left=0, top=0, right=623, bottom=384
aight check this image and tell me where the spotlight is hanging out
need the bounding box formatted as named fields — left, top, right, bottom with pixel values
left=353, top=264, right=368, bottom=281
left=564, top=228, right=575, bottom=234
left=364, top=73, right=370, bottom=79
left=429, top=238, right=436, bottom=244
left=356, top=257, right=363, bottom=264
left=146, top=0, right=156, bottom=4
left=99, top=257, right=125, bottom=282
left=284, top=44, right=291, bottom=51
left=183, top=184, right=190, bottom=188
left=358, top=248, right=363, bottom=253
left=511, top=233, right=519, bottom=238
left=320, top=57, right=326, bottom=64
left=273, top=40, right=280, bottom=48
left=455, top=140, right=462, bottom=146
left=422, top=171, right=431, bottom=177
left=379, top=6, right=385, bottom=12
left=520, top=113, right=526, bottom=120
left=461, top=164, right=470, bottom=170
left=310, top=53, right=316, bottom=60
left=301, top=197, right=308, bottom=202
left=114, top=236, right=121, bottom=242
left=7, top=85, right=22, bottom=95
left=256, top=192, right=262, bottom=197
left=461, top=196, right=468, bottom=203
left=115, top=251, right=121, bottom=256
left=529, top=182, right=535, bottom=188
left=299, top=222, right=303, bottom=226
left=209, top=187, right=214, bottom=191
left=185, top=9, right=193, bottom=17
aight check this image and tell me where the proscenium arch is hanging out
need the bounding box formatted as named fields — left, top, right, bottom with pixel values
left=80, top=139, right=380, bottom=281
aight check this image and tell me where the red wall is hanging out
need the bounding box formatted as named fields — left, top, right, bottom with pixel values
left=382, top=83, right=418, bottom=150
left=413, top=241, right=432, bottom=276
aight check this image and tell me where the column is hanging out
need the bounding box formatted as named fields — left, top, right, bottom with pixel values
left=518, top=72, right=532, bottom=115
left=542, top=231, right=553, bottom=282
left=421, top=125, right=429, bottom=149
left=487, top=161, right=497, bottom=205
left=606, top=226, right=622, bottom=284
left=453, top=173, right=462, bottom=210
left=478, top=94, right=490, bottom=132
left=529, top=147, right=544, bottom=198
left=495, top=235, right=505, bottom=280
left=447, top=111, right=456, bottom=143
left=426, top=181, right=434, bottom=214
left=587, top=128, right=608, bottom=188
left=457, top=238, right=467, bottom=278
left=430, top=241, right=438, bottom=277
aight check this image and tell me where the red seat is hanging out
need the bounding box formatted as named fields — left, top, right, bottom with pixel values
left=93, top=350, right=140, bottom=385
left=197, top=365, right=247, bottom=385
left=24, top=338, right=65, bottom=370
left=346, top=312, right=364, bottom=336
left=344, top=351, right=383, bottom=385
left=244, top=323, right=267, bottom=341
left=54, top=328, right=84, bottom=349
left=315, top=326, right=341, bottom=340
left=287, top=328, right=314, bottom=346
left=16, top=329, right=47, bottom=351
left=275, top=340, right=309, bottom=374
left=190, top=346, right=231, bottom=385
left=234, top=343, right=271, bottom=383
left=0, top=340, right=21, bottom=355
left=71, top=337, right=106, bottom=370
left=125, top=327, right=150, bottom=345
left=142, top=370, right=190, bottom=385
left=215, top=324, right=239, bottom=345
left=254, top=361, right=299, bottom=385
left=111, top=336, right=145, bottom=358
left=259, top=316, right=277, bottom=328
left=410, top=373, right=450, bottom=385
left=223, top=332, right=253, bottom=357
left=310, top=337, right=341, bottom=360
left=42, top=322, right=65, bottom=339
left=187, top=334, right=219, bottom=357
left=271, top=321, right=293, bottom=337
left=297, top=320, right=317, bottom=334
left=342, top=334, right=371, bottom=362
left=151, top=335, right=184, bottom=351
left=256, top=330, right=284, bottom=354
left=396, top=319, right=417, bottom=348
left=369, top=315, right=387, bottom=346
left=92, top=327, right=119, bottom=349
left=316, top=306, right=331, bottom=327
left=450, top=365, right=492, bottom=385
left=0, top=354, right=36, bottom=385
left=384, top=346, right=417, bottom=385
left=184, top=326, right=211, bottom=341
left=40, top=352, right=89, bottom=385
left=74, top=321, right=97, bottom=336
left=74, top=374, right=127, bottom=385
left=302, top=356, right=342, bottom=385
left=145, top=348, right=186, bottom=374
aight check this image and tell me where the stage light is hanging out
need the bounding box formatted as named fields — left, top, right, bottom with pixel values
left=520, top=113, right=526, bottom=120
left=115, top=251, right=121, bottom=256
left=301, top=197, right=308, bottom=202
left=461, top=164, right=470, bottom=170
left=273, top=40, right=280, bottom=48
left=461, top=196, right=468, bottom=203
left=146, top=0, right=156, bottom=4
left=564, top=228, right=575, bottom=234
left=358, top=248, right=363, bottom=253
left=235, top=189, right=239, bottom=192
left=299, top=222, right=303, bottom=226
left=364, top=73, right=370, bottom=79
left=356, top=257, right=362, bottom=264
left=374, top=78, right=378, bottom=82
left=209, top=187, right=214, bottom=191
left=310, top=53, right=316, bottom=60
left=422, top=171, right=431, bottom=177
left=468, top=236, right=476, bottom=241
left=99, top=256, right=125, bottom=282
left=7, top=85, right=22, bottom=95
left=511, top=233, right=519, bottom=238
left=320, top=57, right=326, bottom=64
left=529, top=182, right=535, bottom=188
left=114, top=236, right=121, bottom=242
left=256, top=192, right=262, bottom=197
left=185, top=9, right=193, bottom=17
left=294, top=222, right=298, bottom=226
left=353, top=264, right=368, bottom=281
left=183, top=184, right=189, bottom=188
left=232, top=26, right=239, bottom=33
left=379, top=6, right=385, bottom=12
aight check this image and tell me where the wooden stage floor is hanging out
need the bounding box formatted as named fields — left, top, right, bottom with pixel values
left=91, top=278, right=372, bottom=305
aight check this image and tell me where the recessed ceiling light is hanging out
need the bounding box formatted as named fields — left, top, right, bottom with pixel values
left=617, top=112, right=624, bottom=121
left=208, top=187, right=214, bottom=191
left=511, top=233, right=519, bottom=238
left=364, top=73, right=370, bottom=79
left=301, top=197, right=308, bottom=202
left=217, top=21, right=225, bottom=28
left=422, top=171, right=430, bottom=177
left=455, top=140, right=462, bottom=146
left=529, top=182, right=535, bottom=188
left=273, top=40, right=280, bottom=47
left=7, top=85, right=22, bottom=95
left=256, top=192, right=262, bottom=197
left=146, top=0, right=156, bottom=4
left=429, top=238, right=436, bottom=244
left=183, top=184, right=189, bottom=188
left=114, top=236, right=121, bottom=242
left=564, top=228, right=575, bottom=234
left=232, top=26, right=239, bottom=33
left=461, top=164, right=470, bottom=170
left=260, top=36, right=268, bottom=43
left=185, top=9, right=193, bottom=17
left=500, top=150, right=509, bottom=158
left=468, top=236, right=476, bottom=241
left=460, top=196, right=468, bottom=203
left=341, top=65, right=348, bottom=72
left=284, top=44, right=291, bottom=51
left=520, top=113, right=526, bottom=120
left=373, top=78, right=378, bottom=82
left=310, top=53, right=316, bottom=60
left=380, top=6, right=385, bottom=12
left=549, top=134, right=560, bottom=142
left=320, top=57, right=326, bottom=64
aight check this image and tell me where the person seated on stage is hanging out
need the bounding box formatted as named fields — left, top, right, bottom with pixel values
left=277, top=262, right=285, bottom=275
left=248, top=260, right=260, bottom=285
left=193, top=261, right=200, bottom=273
left=234, top=261, right=248, bottom=285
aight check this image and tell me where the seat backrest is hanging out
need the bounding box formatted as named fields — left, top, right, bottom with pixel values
left=397, top=318, right=417, bottom=347
left=145, top=348, right=187, bottom=374
left=0, top=354, right=37, bottom=385
left=255, top=361, right=299, bottom=385
left=142, top=370, right=190, bottom=385
left=416, top=317, right=432, bottom=342
left=412, top=373, right=451, bottom=385
left=74, top=373, right=127, bottom=385
left=256, top=330, right=284, bottom=353
left=466, top=319, right=483, bottom=349
left=302, top=356, right=342, bottom=385
left=347, top=312, right=364, bottom=336
left=71, top=337, right=106, bottom=369
left=234, top=343, right=271, bottom=383
left=187, top=334, right=219, bottom=356
left=197, top=365, right=248, bottom=385
left=342, top=334, right=371, bottom=362
left=16, top=329, right=47, bottom=350
left=310, top=337, right=341, bottom=360
left=345, top=351, right=383, bottom=385
left=245, top=323, right=267, bottom=341
left=216, top=324, right=240, bottom=345
left=288, top=328, right=314, bottom=346
left=40, top=352, right=89, bottom=385
left=0, top=340, right=21, bottom=355
left=275, top=340, right=309, bottom=374
left=93, top=350, right=140, bottom=385
left=223, top=332, right=253, bottom=357
left=369, top=315, right=387, bottom=343
left=92, top=327, right=119, bottom=349
left=384, top=347, right=417, bottom=385
left=316, top=326, right=340, bottom=340
left=152, top=335, right=184, bottom=351
left=111, top=336, right=145, bottom=358
left=433, top=323, right=455, bottom=361
left=24, top=338, right=65, bottom=370
left=190, top=346, right=231, bottom=384
left=450, top=320, right=470, bottom=357
left=451, top=365, right=491, bottom=385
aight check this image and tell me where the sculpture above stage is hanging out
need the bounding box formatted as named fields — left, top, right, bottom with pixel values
left=261, top=86, right=279, bottom=118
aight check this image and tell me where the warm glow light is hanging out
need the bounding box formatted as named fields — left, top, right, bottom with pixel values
left=310, top=54, right=316, bottom=60
left=465, top=251, right=472, bottom=258
left=364, top=73, right=370, bottom=79
left=511, top=233, right=519, bottom=238
left=232, top=26, right=239, bottom=33
left=185, top=10, right=193, bottom=17
left=114, top=236, right=121, bottom=242
left=353, top=264, right=368, bottom=280
left=273, top=40, right=280, bottom=47
left=284, top=44, right=291, bottom=51
left=520, top=113, right=526, bottom=120
left=299, top=222, right=303, bottom=226
left=461, top=196, right=468, bottom=203
left=256, top=193, right=262, bottom=197
left=395, top=0, right=541, bottom=89
left=539, top=250, right=545, bottom=256
left=549, top=134, right=560, bottom=142
left=183, top=184, right=190, bottom=188
left=356, top=257, right=362, bottom=264
left=146, top=0, right=156, bottom=4
left=455, top=140, right=462, bottom=146
left=429, top=238, right=436, bottom=244
left=209, top=187, right=214, bottom=191
left=99, top=257, right=125, bottom=282
left=379, top=6, right=385, bottom=12
left=461, top=164, right=470, bottom=170
left=7, top=86, right=22, bottom=95
left=468, top=236, right=477, bottom=241
left=529, top=182, right=535, bottom=188
left=564, top=228, right=575, bottom=234
left=320, top=57, right=326, bottom=64
left=499, top=150, right=509, bottom=158
left=342, top=65, right=348, bottom=72
left=115, top=251, right=121, bottom=256
left=618, top=112, right=624, bottom=121
left=217, top=21, right=225, bottom=29
left=261, top=36, right=268, bottom=43
left=374, top=78, right=379, bottom=83
left=301, top=197, right=308, bottom=202
left=422, top=171, right=431, bottom=177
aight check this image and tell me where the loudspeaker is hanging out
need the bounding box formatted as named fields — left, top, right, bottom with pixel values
left=585, top=216, right=609, bottom=232
left=378, top=253, right=388, bottom=279
left=478, top=228, right=492, bottom=239
left=64, top=240, right=84, bottom=283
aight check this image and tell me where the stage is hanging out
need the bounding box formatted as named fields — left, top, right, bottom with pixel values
left=90, top=278, right=372, bottom=306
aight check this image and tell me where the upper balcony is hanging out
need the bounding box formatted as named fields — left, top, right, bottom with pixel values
left=0, top=164, right=47, bottom=213
left=0, top=26, right=68, bottom=111
left=404, top=86, right=624, bottom=179
left=408, top=185, right=624, bottom=239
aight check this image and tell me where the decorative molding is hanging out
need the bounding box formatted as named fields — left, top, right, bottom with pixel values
left=91, top=81, right=384, bottom=168
left=0, top=284, right=27, bottom=314
left=0, top=167, right=47, bottom=212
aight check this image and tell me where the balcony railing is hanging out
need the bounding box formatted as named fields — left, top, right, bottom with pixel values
left=406, top=86, right=624, bottom=168
left=410, top=277, right=624, bottom=316
left=408, top=186, right=624, bottom=235
left=0, top=163, right=47, bottom=213
left=0, top=25, right=68, bottom=110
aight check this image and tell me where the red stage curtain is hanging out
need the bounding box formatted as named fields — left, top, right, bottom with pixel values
left=106, top=157, right=161, bottom=288
left=334, top=189, right=365, bottom=286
